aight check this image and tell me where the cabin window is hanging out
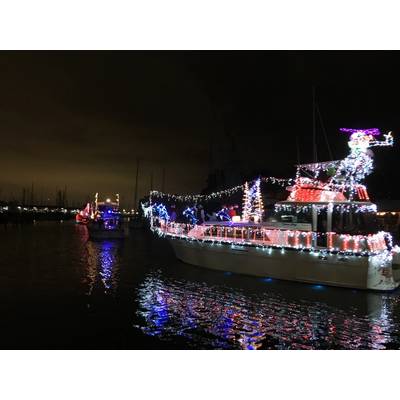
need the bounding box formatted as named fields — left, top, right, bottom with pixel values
left=332, top=211, right=379, bottom=235
left=316, top=209, right=328, bottom=246
left=270, top=210, right=312, bottom=224
left=317, top=209, right=328, bottom=232
left=281, top=214, right=297, bottom=223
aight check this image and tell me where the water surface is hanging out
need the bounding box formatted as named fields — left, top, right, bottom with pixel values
left=1, top=221, right=399, bottom=349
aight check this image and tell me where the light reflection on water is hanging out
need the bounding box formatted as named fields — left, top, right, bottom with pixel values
left=85, top=239, right=121, bottom=295
left=5, top=222, right=399, bottom=349
left=135, top=269, right=400, bottom=349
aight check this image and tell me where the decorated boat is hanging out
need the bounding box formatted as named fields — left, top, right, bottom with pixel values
left=145, top=128, right=400, bottom=291
left=75, top=202, right=91, bottom=224
left=87, top=193, right=129, bottom=239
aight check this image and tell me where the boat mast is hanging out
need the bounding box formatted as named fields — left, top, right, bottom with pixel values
left=312, top=86, right=318, bottom=163
left=150, top=170, right=154, bottom=191
left=161, top=167, right=166, bottom=193
left=133, top=157, right=140, bottom=212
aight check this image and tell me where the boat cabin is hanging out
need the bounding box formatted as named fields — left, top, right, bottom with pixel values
left=93, top=197, right=122, bottom=230
left=272, top=200, right=379, bottom=235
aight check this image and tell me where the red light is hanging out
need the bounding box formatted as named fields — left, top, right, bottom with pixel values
left=288, top=178, right=347, bottom=202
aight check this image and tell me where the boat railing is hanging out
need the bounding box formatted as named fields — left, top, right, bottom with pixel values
left=156, top=219, right=389, bottom=254
left=200, top=224, right=315, bottom=249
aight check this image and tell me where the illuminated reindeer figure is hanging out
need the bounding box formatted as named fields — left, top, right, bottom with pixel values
left=332, top=128, right=393, bottom=200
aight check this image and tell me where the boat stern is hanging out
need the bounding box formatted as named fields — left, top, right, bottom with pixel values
left=367, top=250, right=400, bottom=291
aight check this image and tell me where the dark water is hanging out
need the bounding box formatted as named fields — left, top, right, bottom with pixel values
left=1, top=221, right=400, bottom=349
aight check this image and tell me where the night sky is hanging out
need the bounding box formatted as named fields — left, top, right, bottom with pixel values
left=1, top=51, right=400, bottom=207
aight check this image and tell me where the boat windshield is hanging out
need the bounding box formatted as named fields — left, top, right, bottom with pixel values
left=98, top=204, right=118, bottom=213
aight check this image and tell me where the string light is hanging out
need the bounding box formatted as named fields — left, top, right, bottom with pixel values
left=216, top=207, right=231, bottom=221
left=154, top=203, right=170, bottom=222
left=150, top=176, right=294, bottom=203
left=242, top=181, right=251, bottom=222
left=339, top=128, right=381, bottom=136
left=332, top=129, right=393, bottom=200
left=149, top=216, right=392, bottom=258
left=183, top=206, right=198, bottom=224
left=242, top=178, right=264, bottom=222
left=145, top=128, right=395, bottom=276
left=275, top=202, right=377, bottom=214
left=150, top=184, right=245, bottom=203
left=290, top=128, right=393, bottom=201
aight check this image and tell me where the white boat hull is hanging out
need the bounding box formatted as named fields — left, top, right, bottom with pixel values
left=168, top=237, right=400, bottom=291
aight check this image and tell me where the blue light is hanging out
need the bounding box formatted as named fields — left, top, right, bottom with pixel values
left=99, top=240, right=116, bottom=290
left=224, top=271, right=232, bottom=276
left=312, top=284, right=325, bottom=290
left=216, top=207, right=231, bottom=221
left=262, top=277, right=273, bottom=283
left=183, top=206, right=197, bottom=224
left=153, top=203, right=170, bottom=221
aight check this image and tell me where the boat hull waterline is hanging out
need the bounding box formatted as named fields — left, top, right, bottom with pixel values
left=168, top=237, right=400, bottom=291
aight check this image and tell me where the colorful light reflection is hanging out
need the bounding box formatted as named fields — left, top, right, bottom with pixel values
left=135, top=270, right=399, bottom=350
left=85, top=239, right=120, bottom=295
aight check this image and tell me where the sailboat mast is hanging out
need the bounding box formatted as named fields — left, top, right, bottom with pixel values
left=150, top=170, right=154, bottom=191
left=161, top=167, right=166, bottom=193
left=296, top=136, right=301, bottom=165
left=133, top=157, right=140, bottom=211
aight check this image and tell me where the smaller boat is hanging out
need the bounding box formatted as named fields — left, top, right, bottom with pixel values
left=87, top=193, right=129, bottom=239
left=75, top=203, right=91, bottom=224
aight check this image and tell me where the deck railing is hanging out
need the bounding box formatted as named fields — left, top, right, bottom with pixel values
left=155, top=220, right=389, bottom=254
